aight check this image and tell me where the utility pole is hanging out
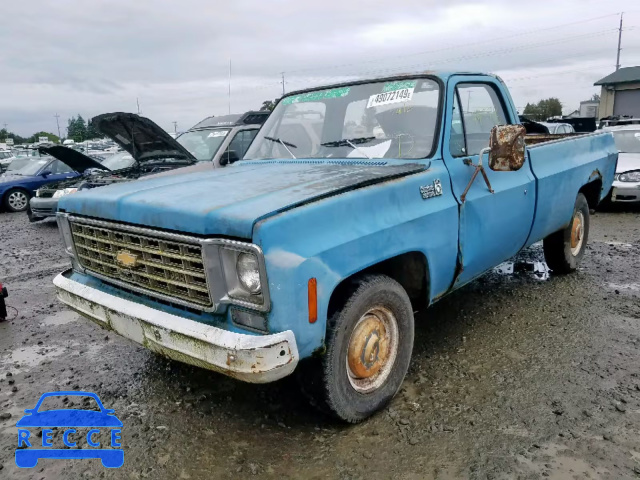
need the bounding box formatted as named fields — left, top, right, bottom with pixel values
left=54, top=114, right=61, bottom=139
left=281, top=72, right=286, bottom=96
left=616, top=12, right=624, bottom=71
left=172, top=121, right=178, bottom=133
left=136, top=98, right=141, bottom=115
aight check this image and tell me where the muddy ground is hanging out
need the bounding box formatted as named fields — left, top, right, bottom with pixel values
left=1, top=207, right=639, bottom=480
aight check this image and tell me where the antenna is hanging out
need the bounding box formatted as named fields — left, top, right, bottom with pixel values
left=172, top=121, right=178, bottom=133
left=136, top=98, right=141, bottom=115
left=281, top=72, right=286, bottom=96
left=616, top=12, right=624, bottom=70
left=228, top=58, right=232, bottom=115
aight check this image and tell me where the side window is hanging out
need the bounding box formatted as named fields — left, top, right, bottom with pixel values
left=224, top=129, right=259, bottom=163
left=450, top=91, right=466, bottom=157
left=456, top=83, right=508, bottom=155
left=51, top=160, right=73, bottom=174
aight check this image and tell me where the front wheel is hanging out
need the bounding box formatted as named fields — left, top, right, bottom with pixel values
left=4, top=188, right=30, bottom=212
left=301, top=274, right=415, bottom=423
left=543, top=193, right=590, bottom=274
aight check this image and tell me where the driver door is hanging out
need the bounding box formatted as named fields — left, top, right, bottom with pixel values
left=442, top=76, right=536, bottom=286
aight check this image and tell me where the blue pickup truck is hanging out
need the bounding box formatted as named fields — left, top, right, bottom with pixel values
left=53, top=73, right=617, bottom=422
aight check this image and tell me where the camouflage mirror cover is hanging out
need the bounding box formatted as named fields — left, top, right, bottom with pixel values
left=488, top=124, right=526, bottom=172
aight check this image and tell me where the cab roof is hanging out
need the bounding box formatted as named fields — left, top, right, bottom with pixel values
left=190, top=111, right=270, bottom=130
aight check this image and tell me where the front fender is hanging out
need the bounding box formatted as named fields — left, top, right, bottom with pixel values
left=254, top=160, right=459, bottom=359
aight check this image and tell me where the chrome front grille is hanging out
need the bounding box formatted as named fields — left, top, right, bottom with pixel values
left=70, top=220, right=212, bottom=307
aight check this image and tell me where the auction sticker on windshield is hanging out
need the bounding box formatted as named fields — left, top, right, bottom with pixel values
left=207, top=130, right=228, bottom=138
left=367, top=87, right=414, bottom=108
left=281, top=87, right=351, bottom=105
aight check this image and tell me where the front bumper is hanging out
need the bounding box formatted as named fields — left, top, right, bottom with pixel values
left=29, top=196, right=59, bottom=217
left=611, top=181, right=640, bottom=203
left=53, top=270, right=298, bottom=383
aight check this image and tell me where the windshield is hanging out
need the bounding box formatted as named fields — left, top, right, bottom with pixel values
left=176, top=128, right=231, bottom=161
left=612, top=130, right=640, bottom=153
left=101, top=152, right=135, bottom=171
left=7, top=157, right=49, bottom=175
left=245, top=78, right=440, bottom=160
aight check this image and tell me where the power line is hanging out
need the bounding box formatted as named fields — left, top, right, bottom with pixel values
left=282, top=12, right=626, bottom=76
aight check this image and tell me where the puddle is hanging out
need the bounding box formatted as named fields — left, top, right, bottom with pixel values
left=0, top=344, right=68, bottom=371
left=40, top=310, right=79, bottom=326
left=606, top=241, right=634, bottom=248
left=494, top=260, right=550, bottom=280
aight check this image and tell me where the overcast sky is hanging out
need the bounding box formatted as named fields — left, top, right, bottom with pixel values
left=2, top=0, right=640, bottom=137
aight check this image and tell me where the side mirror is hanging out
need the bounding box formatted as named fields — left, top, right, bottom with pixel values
left=487, top=125, right=526, bottom=172
left=40, top=170, right=52, bottom=177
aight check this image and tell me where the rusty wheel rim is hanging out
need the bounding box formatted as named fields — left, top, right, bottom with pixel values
left=346, top=306, right=398, bottom=394
left=570, top=210, right=585, bottom=256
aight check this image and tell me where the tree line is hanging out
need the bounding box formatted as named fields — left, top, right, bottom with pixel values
left=0, top=114, right=103, bottom=145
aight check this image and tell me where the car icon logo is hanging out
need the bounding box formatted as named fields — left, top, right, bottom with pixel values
left=15, top=391, right=123, bottom=468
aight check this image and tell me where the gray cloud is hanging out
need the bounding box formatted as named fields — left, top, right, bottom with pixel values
left=2, top=0, right=639, bottom=136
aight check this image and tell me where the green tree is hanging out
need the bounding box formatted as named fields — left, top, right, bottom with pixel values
left=27, top=131, right=60, bottom=144
left=260, top=99, right=278, bottom=111
left=86, top=119, right=103, bottom=140
left=523, top=98, right=563, bottom=121
left=67, top=114, right=88, bottom=142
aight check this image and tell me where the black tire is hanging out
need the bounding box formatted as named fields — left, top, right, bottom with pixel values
left=3, top=188, right=30, bottom=212
left=300, top=274, right=414, bottom=423
left=543, top=193, right=589, bottom=274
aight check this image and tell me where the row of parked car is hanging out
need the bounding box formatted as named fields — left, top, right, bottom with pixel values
left=0, top=110, right=270, bottom=215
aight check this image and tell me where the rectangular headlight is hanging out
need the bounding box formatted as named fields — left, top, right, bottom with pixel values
left=218, top=245, right=268, bottom=307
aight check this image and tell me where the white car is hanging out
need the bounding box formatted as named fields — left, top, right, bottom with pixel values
left=539, top=122, right=575, bottom=135
left=604, top=126, right=640, bottom=203
left=0, top=150, right=17, bottom=172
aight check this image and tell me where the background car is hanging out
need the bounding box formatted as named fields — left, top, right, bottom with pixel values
left=604, top=125, right=640, bottom=204
left=539, top=122, right=575, bottom=134
left=0, top=150, right=17, bottom=172
left=0, top=156, right=79, bottom=212
left=28, top=147, right=120, bottom=221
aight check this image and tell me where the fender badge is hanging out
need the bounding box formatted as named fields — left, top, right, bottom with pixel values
left=116, top=250, right=139, bottom=268
left=420, top=179, right=443, bottom=199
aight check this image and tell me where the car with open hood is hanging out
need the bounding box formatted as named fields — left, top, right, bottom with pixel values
left=0, top=154, right=83, bottom=213
left=28, top=113, right=199, bottom=221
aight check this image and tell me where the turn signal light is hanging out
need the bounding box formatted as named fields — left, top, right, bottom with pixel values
left=308, top=278, right=317, bottom=323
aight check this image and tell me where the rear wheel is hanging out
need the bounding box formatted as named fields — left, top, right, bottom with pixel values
left=300, top=274, right=414, bottom=423
left=4, top=188, right=30, bottom=212
left=543, top=193, right=590, bottom=274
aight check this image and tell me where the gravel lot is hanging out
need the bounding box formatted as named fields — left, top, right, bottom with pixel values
left=1, top=206, right=639, bottom=479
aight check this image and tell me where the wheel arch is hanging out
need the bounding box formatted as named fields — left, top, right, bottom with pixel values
left=327, top=251, right=430, bottom=320
left=579, top=177, right=603, bottom=210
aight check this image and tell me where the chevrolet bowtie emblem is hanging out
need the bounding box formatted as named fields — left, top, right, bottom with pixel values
left=116, top=250, right=139, bottom=268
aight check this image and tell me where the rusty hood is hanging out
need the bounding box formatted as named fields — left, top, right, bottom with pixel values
left=58, top=160, right=425, bottom=238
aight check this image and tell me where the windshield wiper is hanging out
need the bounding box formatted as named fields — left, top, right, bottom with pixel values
left=321, top=136, right=376, bottom=159
left=263, top=136, right=297, bottom=159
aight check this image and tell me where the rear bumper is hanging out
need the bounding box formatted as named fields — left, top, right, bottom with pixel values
left=53, top=270, right=298, bottom=383
left=611, top=182, right=640, bottom=203
left=29, top=197, right=58, bottom=217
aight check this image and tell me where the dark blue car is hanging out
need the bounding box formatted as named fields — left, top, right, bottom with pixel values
left=0, top=156, right=81, bottom=212
left=15, top=391, right=123, bottom=468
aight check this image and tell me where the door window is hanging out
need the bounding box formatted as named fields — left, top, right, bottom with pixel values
left=223, top=129, right=259, bottom=163
left=455, top=83, right=508, bottom=155
left=50, top=160, right=73, bottom=174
